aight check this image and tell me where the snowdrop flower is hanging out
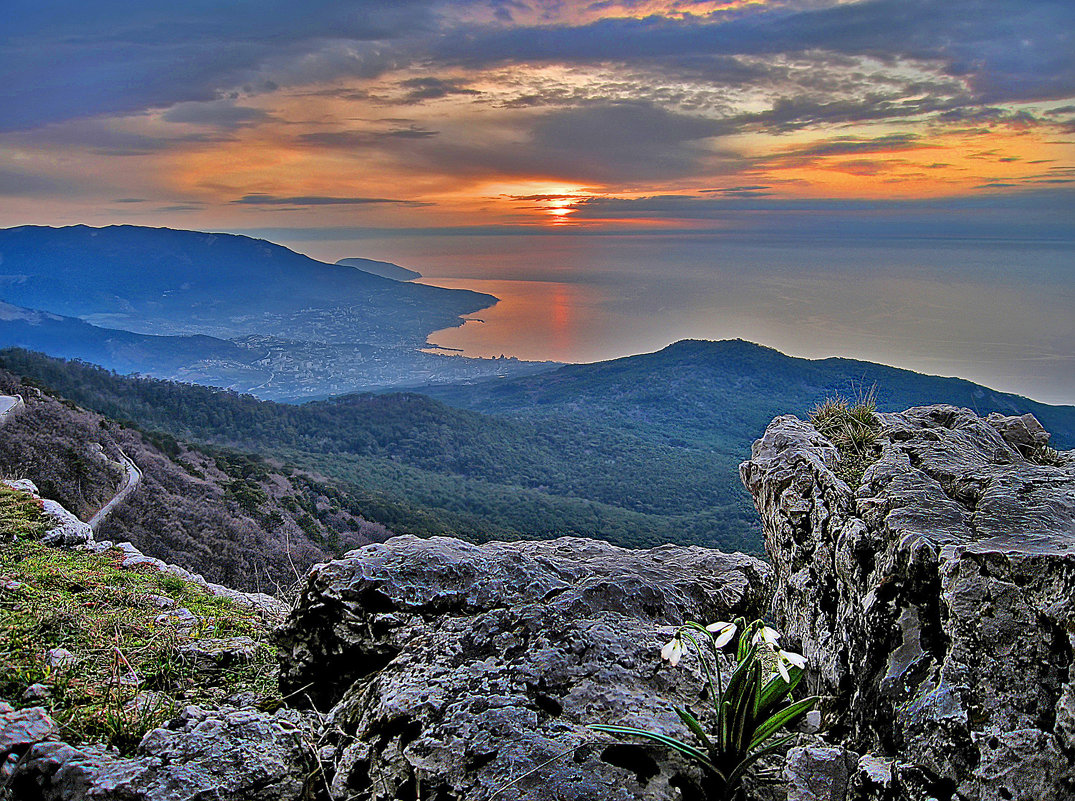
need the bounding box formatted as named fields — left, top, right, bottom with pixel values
left=775, top=649, right=807, bottom=682
left=705, top=621, right=738, bottom=648
left=660, top=634, right=685, bottom=667
left=752, top=626, right=781, bottom=648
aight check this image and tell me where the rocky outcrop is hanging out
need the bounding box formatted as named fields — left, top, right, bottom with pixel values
left=2, top=479, right=286, bottom=618
left=4, top=705, right=314, bottom=801
left=4, top=478, right=92, bottom=547
left=740, top=405, right=1075, bottom=801
left=276, top=535, right=772, bottom=800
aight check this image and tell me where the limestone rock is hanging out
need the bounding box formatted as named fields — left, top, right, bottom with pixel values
left=740, top=405, right=1075, bottom=801
left=178, top=636, right=259, bottom=670
left=0, top=704, right=59, bottom=762
left=784, top=745, right=856, bottom=801
left=39, top=498, right=94, bottom=548
left=277, top=535, right=772, bottom=800
left=3, top=479, right=94, bottom=548
left=8, top=706, right=313, bottom=801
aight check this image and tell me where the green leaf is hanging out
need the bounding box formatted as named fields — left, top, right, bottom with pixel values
left=725, top=735, right=796, bottom=788
left=721, top=642, right=759, bottom=706
left=749, top=696, right=819, bottom=750
left=588, top=724, right=721, bottom=774
left=720, top=699, right=733, bottom=751
left=675, top=707, right=716, bottom=753
left=731, top=661, right=760, bottom=752
left=755, top=667, right=803, bottom=719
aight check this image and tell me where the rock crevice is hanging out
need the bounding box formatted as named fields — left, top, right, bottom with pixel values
left=740, top=405, right=1075, bottom=801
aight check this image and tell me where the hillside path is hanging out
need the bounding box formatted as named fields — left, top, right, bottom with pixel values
left=87, top=447, right=142, bottom=532
left=0, top=394, right=25, bottom=426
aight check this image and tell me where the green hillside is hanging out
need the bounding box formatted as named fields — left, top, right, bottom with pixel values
left=2, top=341, right=1070, bottom=555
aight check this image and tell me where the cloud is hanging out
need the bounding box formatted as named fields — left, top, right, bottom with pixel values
left=0, top=0, right=439, bottom=131
left=433, top=0, right=1075, bottom=107
left=297, top=126, right=439, bottom=149
left=0, top=167, right=61, bottom=196
left=162, top=101, right=273, bottom=129
left=409, top=101, right=736, bottom=182
left=398, top=77, right=481, bottom=102
left=759, top=133, right=936, bottom=169
left=233, top=194, right=429, bottom=206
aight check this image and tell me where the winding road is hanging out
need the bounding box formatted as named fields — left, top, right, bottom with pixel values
left=0, top=394, right=24, bottom=426
left=87, top=447, right=142, bottom=531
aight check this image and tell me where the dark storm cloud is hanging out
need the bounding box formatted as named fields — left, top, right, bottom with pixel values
left=0, top=0, right=438, bottom=131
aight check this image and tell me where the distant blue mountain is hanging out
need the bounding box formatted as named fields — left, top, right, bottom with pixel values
left=0, top=225, right=492, bottom=344
left=336, top=257, right=421, bottom=282
left=0, top=301, right=259, bottom=375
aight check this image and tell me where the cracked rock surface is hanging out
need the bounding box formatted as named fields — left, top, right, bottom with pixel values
left=277, top=535, right=772, bottom=800
left=740, top=405, right=1075, bottom=801
left=6, top=705, right=313, bottom=801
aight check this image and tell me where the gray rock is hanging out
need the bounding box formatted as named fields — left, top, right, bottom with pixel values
left=0, top=705, right=59, bottom=761
left=39, top=498, right=94, bottom=548
left=1, top=479, right=92, bottom=547
left=45, top=648, right=76, bottom=669
left=9, top=706, right=313, bottom=800
left=785, top=745, right=856, bottom=801
left=985, top=411, right=1051, bottom=457
left=154, top=607, right=198, bottom=631
left=277, top=534, right=773, bottom=801
left=178, top=636, right=260, bottom=670
left=3, top=478, right=39, bottom=495
left=740, top=405, right=1075, bottom=801
left=144, top=594, right=175, bottom=609
left=22, top=683, right=52, bottom=703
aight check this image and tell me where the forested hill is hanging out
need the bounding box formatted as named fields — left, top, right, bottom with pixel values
left=3, top=342, right=1070, bottom=556
left=0, top=368, right=388, bottom=591
left=423, top=339, right=1075, bottom=449
left=0, top=348, right=761, bottom=552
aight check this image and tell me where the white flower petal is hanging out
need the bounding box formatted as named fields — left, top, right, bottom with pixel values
left=661, top=637, right=685, bottom=667
left=705, top=620, right=732, bottom=633
left=660, top=638, right=678, bottom=661
left=777, top=659, right=791, bottom=683
left=713, top=623, right=739, bottom=645
left=781, top=649, right=807, bottom=669
left=761, top=626, right=781, bottom=646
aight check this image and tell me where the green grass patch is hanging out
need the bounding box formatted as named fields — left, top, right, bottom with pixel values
left=811, top=392, right=882, bottom=488
left=0, top=485, right=49, bottom=541
left=0, top=510, right=281, bottom=753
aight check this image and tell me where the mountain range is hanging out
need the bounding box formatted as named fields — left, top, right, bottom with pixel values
left=2, top=340, right=1070, bottom=555
left=0, top=225, right=552, bottom=395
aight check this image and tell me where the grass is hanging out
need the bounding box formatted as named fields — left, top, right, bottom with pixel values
left=810, top=392, right=881, bottom=488
left=0, top=486, right=281, bottom=754
left=0, top=485, right=49, bottom=541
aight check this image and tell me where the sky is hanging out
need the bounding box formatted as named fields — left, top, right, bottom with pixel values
left=1, top=0, right=1074, bottom=400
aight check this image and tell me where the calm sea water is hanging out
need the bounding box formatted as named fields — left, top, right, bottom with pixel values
left=331, top=234, right=1073, bottom=404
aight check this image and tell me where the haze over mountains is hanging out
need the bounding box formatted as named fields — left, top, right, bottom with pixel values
left=0, top=225, right=552, bottom=397
left=336, top=257, right=421, bottom=282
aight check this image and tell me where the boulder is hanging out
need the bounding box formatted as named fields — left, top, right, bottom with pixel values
left=740, top=405, right=1075, bottom=801
left=277, top=535, right=772, bottom=800
left=8, top=706, right=313, bottom=801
